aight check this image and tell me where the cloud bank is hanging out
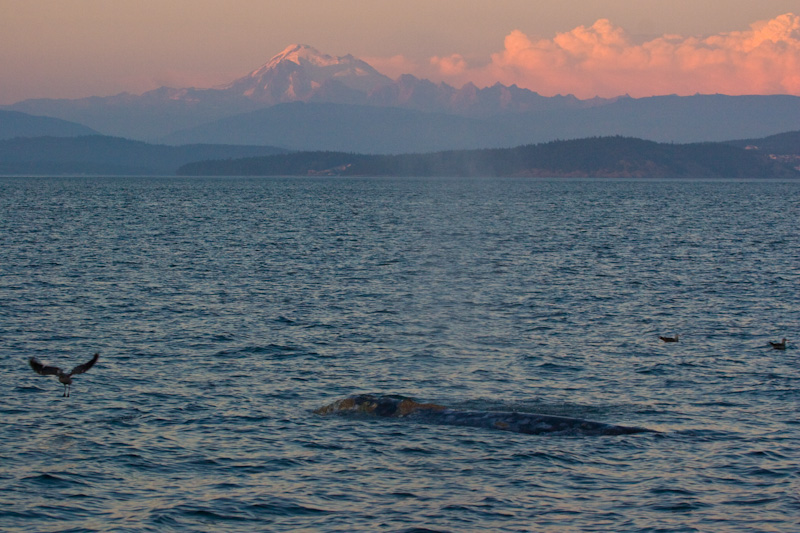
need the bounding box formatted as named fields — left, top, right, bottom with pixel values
left=422, top=13, right=800, bottom=97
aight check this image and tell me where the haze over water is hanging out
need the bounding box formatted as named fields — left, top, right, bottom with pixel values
left=1, top=176, right=798, bottom=531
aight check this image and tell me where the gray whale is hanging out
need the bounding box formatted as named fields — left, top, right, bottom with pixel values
left=315, top=394, right=655, bottom=436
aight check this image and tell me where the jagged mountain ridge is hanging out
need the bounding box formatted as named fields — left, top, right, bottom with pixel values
left=3, top=44, right=607, bottom=140
left=222, top=44, right=393, bottom=102
left=4, top=43, right=800, bottom=151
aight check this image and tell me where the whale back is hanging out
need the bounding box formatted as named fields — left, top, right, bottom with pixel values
left=315, top=394, right=655, bottom=436
left=314, top=394, right=446, bottom=417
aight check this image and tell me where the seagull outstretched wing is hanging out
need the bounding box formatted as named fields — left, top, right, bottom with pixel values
left=29, top=358, right=62, bottom=376
left=69, top=353, right=99, bottom=376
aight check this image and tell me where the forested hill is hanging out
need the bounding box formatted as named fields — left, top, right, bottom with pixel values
left=177, top=136, right=800, bottom=179
left=0, top=135, right=287, bottom=175
left=726, top=130, right=800, bottom=155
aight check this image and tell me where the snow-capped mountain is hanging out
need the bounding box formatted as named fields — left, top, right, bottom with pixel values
left=4, top=43, right=596, bottom=139
left=223, top=44, right=393, bottom=103
left=6, top=43, right=800, bottom=150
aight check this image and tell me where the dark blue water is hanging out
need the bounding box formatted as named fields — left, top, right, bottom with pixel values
left=1, top=176, right=798, bottom=532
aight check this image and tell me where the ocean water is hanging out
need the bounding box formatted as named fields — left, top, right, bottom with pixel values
left=1, top=176, right=798, bottom=532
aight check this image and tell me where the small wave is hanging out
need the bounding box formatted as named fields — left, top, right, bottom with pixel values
left=635, top=364, right=670, bottom=375
left=242, top=344, right=299, bottom=355
left=394, top=529, right=450, bottom=533
left=397, top=446, right=438, bottom=455
left=743, top=466, right=793, bottom=479
left=649, top=486, right=695, bottom=496
left=721, top=496, right=781, bottom=506
left=104, top=408, right=145, bottom=425
left=212, top=344, right=302, bottom=358
left=388, top=491, right=419, bottom=499
left=302, top=322, right=336, bottom=329
left=22, top=472, right=87, bottom=488
left=650, top=500, right=712, bottom=512
left=532, top=361, right=584, bottom=372
left=160, top=497, right=335, bottom=524
left=301, top=441, right=346, bottom=451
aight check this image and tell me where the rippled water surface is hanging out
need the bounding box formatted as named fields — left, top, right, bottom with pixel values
left=1, top=176, right=799, bottom=532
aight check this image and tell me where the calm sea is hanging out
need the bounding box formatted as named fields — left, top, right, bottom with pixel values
left=1, top=176, right=798, bottom=532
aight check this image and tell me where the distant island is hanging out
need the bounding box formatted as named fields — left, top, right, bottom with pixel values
left=177, top=136, right=800, bottom=179
left=0, top=135, right=287, bottom=176
left=2, top=130, right=798, bottom=179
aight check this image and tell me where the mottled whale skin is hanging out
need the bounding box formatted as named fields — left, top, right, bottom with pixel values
left=314, top=394, right=655, bottom=436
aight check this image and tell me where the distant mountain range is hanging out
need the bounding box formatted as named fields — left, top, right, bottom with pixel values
left=0, top=110, right=97, bottom=139
left=162, top=95, right=800, bottom=154
left=161, top=102, right=518, bottom=152
left=2, top=44, right=602, bottom=143
left=177, top=135, right=800, bottom=179
left=4, top=44, right=800, bottom=153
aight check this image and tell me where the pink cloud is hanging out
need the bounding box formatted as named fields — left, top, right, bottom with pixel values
left=430, top=54, right=468, bottom=76
left=423, top=13, right=800, bottom=98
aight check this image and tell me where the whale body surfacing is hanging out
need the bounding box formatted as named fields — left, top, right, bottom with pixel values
left=314, top=394, right=655, bottom=436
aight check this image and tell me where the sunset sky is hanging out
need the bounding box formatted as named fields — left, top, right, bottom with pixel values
left=2, top=0, right=799, bottom=104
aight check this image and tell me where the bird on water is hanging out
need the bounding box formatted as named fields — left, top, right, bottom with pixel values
left=29, top=353, right=99, bottom=397
left=769, top=338, right=788, bottom=350
left=659, top=334, right=680, bottom=343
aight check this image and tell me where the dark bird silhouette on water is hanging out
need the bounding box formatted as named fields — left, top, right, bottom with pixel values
left=659, top=334, right=680, bottom=343
left=29, top=353, right=99, bottom=397
left=769, top=338, right=788, bottom=350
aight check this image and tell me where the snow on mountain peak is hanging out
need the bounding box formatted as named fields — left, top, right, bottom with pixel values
left=231, top=44, right=393, bottom=100
left=268, top=44, right=340, bottom=68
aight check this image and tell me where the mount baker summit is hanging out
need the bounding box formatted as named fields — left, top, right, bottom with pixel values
left=5, top=44, right=800, bottom=152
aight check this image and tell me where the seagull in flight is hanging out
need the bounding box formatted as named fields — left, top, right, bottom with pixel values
left=29, top=353, right=99, bottom=397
